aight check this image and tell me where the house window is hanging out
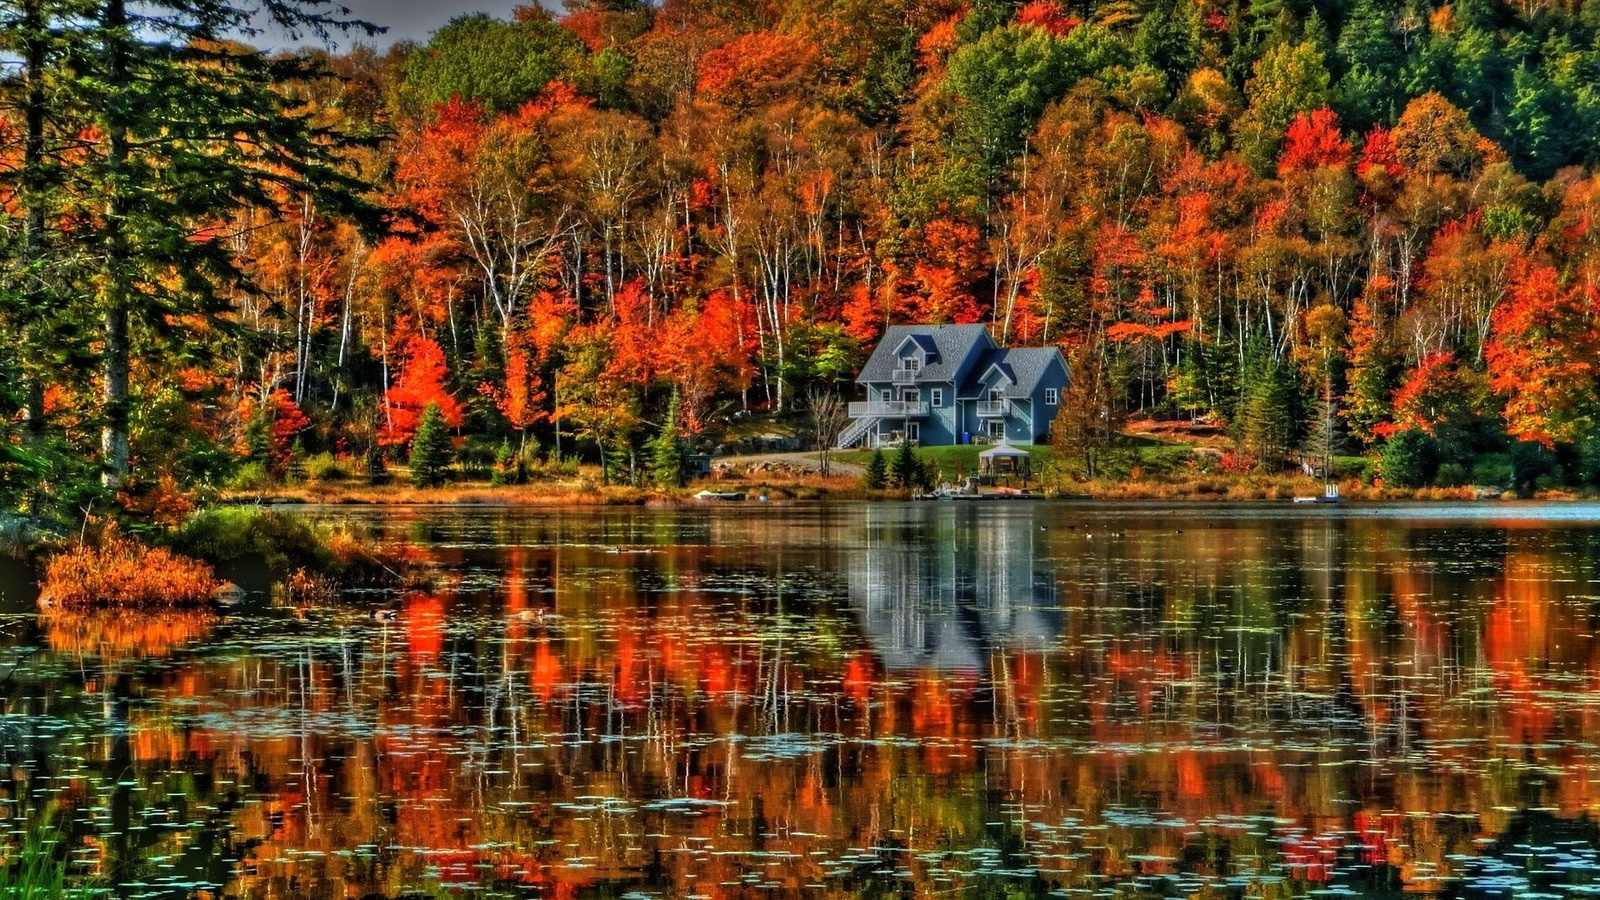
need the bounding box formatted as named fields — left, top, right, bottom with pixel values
left=987, top=420, right=1005, bottom=438
left=930, top=389, right=943, bottom=407
left=902, top=356, right=920, bottom=371
left=1045, top=388, right=1059, bottom=406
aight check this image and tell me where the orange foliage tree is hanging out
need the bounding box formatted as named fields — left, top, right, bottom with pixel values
left=1485, top=262, right=1600, bottom=446
left=381, top=335, right=464, bottom=448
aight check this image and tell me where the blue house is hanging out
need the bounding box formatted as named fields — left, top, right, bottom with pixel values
left=838, top=324, right=1069, bottom=449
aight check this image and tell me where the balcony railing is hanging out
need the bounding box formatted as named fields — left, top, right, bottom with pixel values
left=891, top=367, right=920, bottom=384
left=849, top=400, right=929, bottom=418
left=976, top=400, right=1011, bottom=417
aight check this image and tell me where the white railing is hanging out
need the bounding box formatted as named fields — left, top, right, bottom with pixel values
left=891, top=367, right=920, bottom=383
left=837, top=416, right=875, bottom=449
left=976, top=400, right=1010, bottom=417
left=849, top=400, right=928, bottom=418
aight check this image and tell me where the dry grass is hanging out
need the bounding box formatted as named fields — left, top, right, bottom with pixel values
left=232, top=466, right=1537, bottom=507
left=235, top=472, right=869, bottom=506
left=237, top=480, right=654, bottom=506
left=274, top=567, right=339, bottom=604
left=1053, top=475, right=1488, bottom=502
left=40, top=540, right=219, bottom=609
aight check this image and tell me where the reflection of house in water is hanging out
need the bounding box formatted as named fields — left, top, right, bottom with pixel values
left=848, top=505, right=1061, bottom=675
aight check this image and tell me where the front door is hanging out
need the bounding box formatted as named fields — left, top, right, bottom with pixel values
left=906, top=422, right=920, bottom=444
left=987, top=419, right=1005, bottom=439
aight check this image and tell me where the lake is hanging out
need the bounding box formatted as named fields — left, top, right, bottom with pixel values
left=8, top=501, right=1600, bottom=898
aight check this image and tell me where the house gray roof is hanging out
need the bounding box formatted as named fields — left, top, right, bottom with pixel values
left=906, top=333, right=939, bottom=356
left=972, top=348, right=1066, bottom=399
left=857, top=324, right=993, bottom=384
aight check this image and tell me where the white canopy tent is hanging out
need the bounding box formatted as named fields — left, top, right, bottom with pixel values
left=979, top=441, right=1031, bottom=481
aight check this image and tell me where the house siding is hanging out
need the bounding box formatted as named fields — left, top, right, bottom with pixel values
left=846, top=325, right=1069, bottom=448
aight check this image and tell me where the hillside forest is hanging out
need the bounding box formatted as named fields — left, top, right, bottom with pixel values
left=6, top=0, right=1600, bottom=514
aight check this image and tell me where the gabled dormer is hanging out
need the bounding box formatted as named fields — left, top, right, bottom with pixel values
left=891, top=334, right=940, bottom=383
left=970, top=358, right=1019, bottom=400
left=855, top=324, right=993, bottom=389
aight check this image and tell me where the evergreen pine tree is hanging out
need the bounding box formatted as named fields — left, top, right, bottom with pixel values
left=891, top=441, right=917, bottom=489
left=1236, top=344, right=1304, bottom=469
left=409, top=403, right=455, bottom=488
left=863, top=448, right=888, bottom=490
left=286, top=437, right=308, bottom=484
left=59, top=0, right=378, bottom=487
left=650, top=391, right=686, bottom=488
left=243, top=407, right=273, bottom=466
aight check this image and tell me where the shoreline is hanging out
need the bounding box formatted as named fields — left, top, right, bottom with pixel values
left=224, top=476, right=1581, bottom=508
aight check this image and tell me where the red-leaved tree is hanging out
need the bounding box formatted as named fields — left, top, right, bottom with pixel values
left=381, top=335, right=464, bottom=447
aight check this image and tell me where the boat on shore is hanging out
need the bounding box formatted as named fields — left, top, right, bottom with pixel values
left=693, top=490, right=747, bottom=501
left=1294, top=484, right=1343, bottom=504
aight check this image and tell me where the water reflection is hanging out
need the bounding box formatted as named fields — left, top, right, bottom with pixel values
left=7, top=503, right=1600, bottom=898
left=850, top=505, right=1061, bottom=674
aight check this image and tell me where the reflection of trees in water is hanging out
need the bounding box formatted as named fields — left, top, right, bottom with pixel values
left=11, top=509, right=1600, bottom=898
left=848, top=505, right=1062, bottom=676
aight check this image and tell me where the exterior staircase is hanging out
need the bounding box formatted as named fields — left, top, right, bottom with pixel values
left=837, top=415, right=876, bottom=449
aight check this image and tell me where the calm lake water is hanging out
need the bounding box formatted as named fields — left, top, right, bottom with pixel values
left=9, top=501, right=1600, bottom=899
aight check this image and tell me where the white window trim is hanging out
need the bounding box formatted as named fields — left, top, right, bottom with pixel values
left=1045, top=388, right=1059, bottom=406
left=930, top=388, right=943, bottom=407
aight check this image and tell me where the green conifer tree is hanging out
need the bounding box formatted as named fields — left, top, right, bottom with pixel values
left=58, top=0, right=378, bottom=487
left=409, top=403, right=455, bottom=488
left=650, top=391, right=686, bottom=489
left=891, top=441, right=918, bottom=489
left=864, top=448, right=888, bottom=490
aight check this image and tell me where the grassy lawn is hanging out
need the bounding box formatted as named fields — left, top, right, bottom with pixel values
left=838, top=444, right=1060, bottom=477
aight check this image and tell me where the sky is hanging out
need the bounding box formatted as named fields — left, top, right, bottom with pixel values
left=260, top=1, right=554, bottom=49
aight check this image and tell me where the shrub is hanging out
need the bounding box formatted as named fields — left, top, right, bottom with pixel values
left=274, top=568, right=338, bottom=604
left=1218, top=450, right=1256, bottom=474
left=365, top=444, right=389, bottom=485
left=1379, top=428, right=1438, bottom=488
left=1576, top=433, right=1600, bottom=486
left=1470, top=454, right=1514, bottom=489
left=226, top=461, right=272, bottom=491
left=490, top=441, right=516, bottom=486
left=303, top=452, right=349, bottom=482
left=41, top=540, right=218, bottom=609
left=1434, top=461, right=1469, bottom=487
left=171, top=506, right=327, bottom=574
left=1509, top=440, right=1558, bottom=492
left=172, top=507, right=419, bottom=589
left=457, top=435, right=500, bottom=479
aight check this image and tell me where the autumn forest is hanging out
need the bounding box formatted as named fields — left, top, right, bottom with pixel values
left=5, top=0, right=1600, bottom=513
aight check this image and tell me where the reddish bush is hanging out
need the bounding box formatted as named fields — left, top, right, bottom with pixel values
left=41, top=540, right=219, bottom=609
